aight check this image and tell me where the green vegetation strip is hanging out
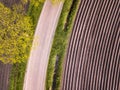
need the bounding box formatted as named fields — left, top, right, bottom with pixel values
left=46, top=0, right=81, bottom=90
left=9, top=62, right=27, bottom=90
left=28, top=0, right=44, bottom=28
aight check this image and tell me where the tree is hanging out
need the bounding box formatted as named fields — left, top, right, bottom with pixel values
left=0, top=3, right=33, bottom=63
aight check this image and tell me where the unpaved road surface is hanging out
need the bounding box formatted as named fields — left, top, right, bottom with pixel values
left=23, top=0, right=63, bottom=90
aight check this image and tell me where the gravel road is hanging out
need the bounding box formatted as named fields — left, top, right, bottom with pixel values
left=23, top=0, right=63, bottom=90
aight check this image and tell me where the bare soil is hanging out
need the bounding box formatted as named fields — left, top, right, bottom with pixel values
left=0, top=0, right=21, bottom=7
left=0, top=0, right=29, bottom=12
left=62, top=0, right=119, bottom=90
left=0, top=61, right=12, bottom=90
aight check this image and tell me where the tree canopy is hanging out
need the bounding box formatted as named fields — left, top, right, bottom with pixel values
left=0, top=3, right=33, bottom=63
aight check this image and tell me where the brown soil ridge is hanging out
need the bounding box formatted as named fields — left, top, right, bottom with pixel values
left=62, top=0, right=119, bottom=90
left=0, top=61, right=12, bottom=90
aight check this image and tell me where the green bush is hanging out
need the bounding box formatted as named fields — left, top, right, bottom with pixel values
left=0, top=3, right=33, bottom=63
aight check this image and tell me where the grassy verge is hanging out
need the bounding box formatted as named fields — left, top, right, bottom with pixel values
left=9, top=62, right=27, bottom=90
left=9, top=1, right=44, bottom=90
left=27, top=1, right=44, bottom=28
left=46, top=0, right=81, bottom=90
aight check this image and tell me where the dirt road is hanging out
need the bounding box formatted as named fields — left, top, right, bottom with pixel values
left=23, top=0, right=63, bottom=90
